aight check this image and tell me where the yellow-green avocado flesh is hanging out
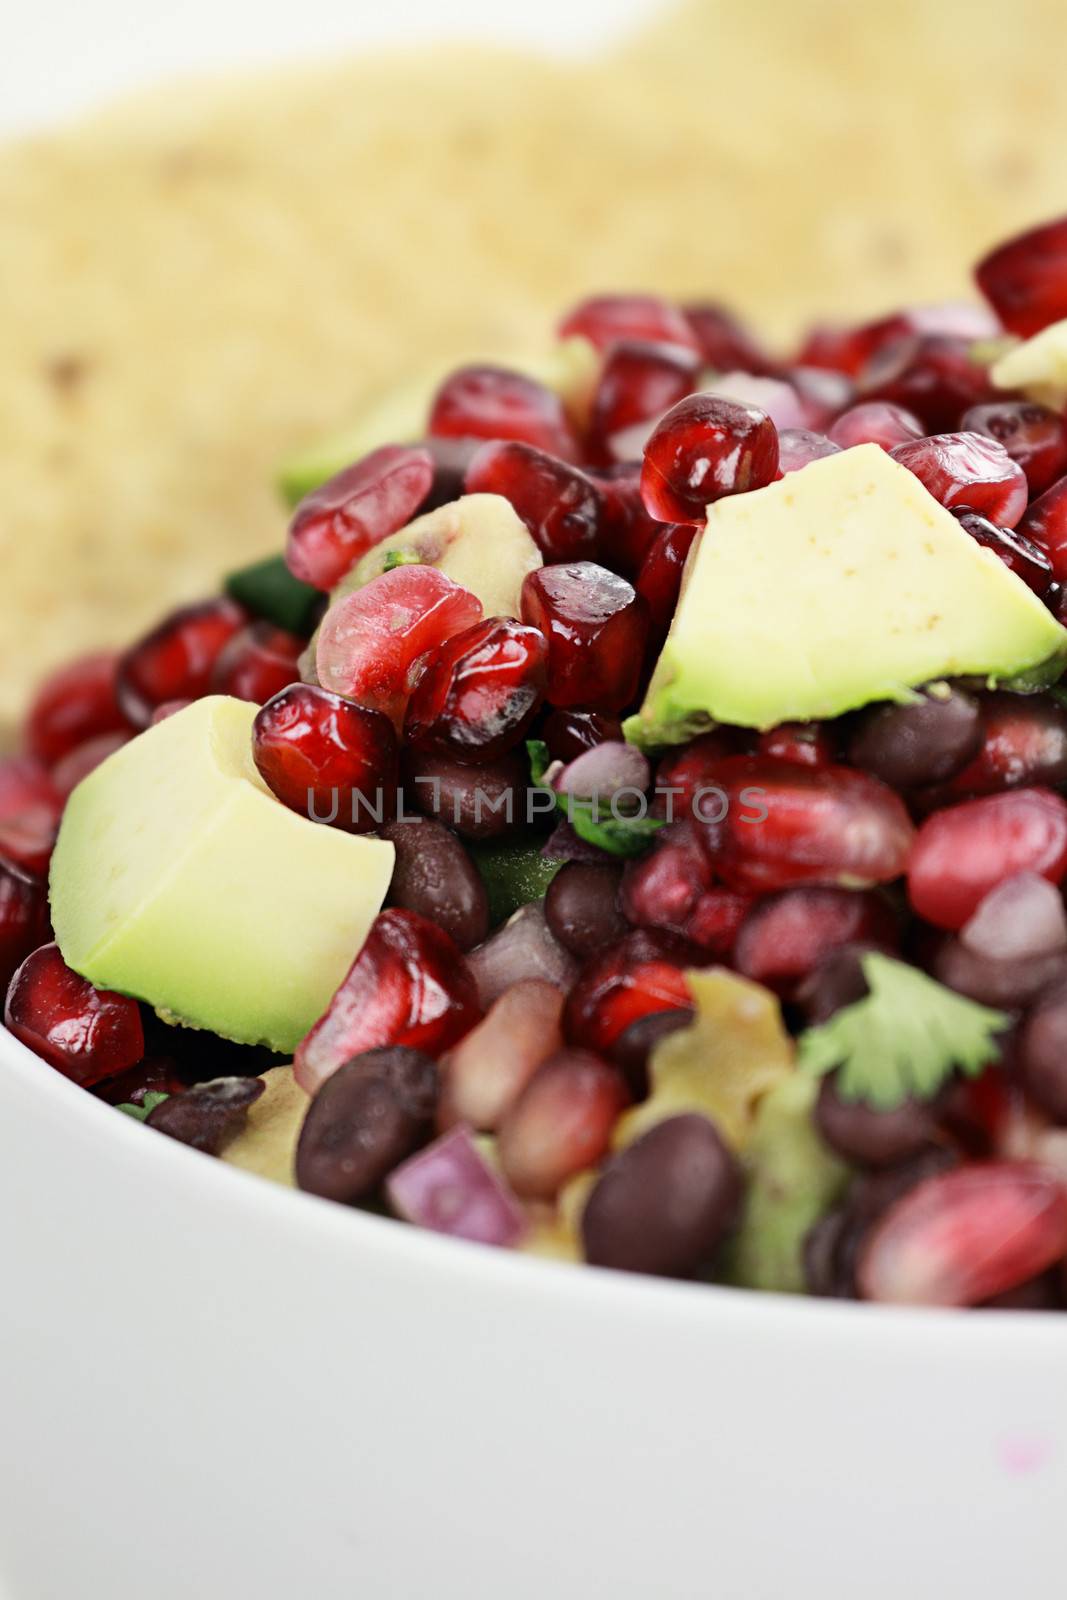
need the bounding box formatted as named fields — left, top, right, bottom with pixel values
left=624, top=442, right=1067, bottom=747
left=49, top=696, right=394, bottom=1052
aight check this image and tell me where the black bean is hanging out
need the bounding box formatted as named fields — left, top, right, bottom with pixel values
left=401, top=748, right=528, bottom=841
left=581, top=1113, right=741, bottom=1278
left=539, top=709, right=623, bottom=764
left=381, top=817, right=489, bottom=952
left=794, top=942, right=874, bottom=1024
left=803, top=1209, right=851, bottom=1297
left=295, top=1046, right=438, bottom=1203
left=847, top=687, right=981, bottom=789
left=933, top=937, right=1067, bottom=1009
left=609, top=1006, right=694, bottom=1099
left=145, top=1075, right=264, bottom=1154
left=544, top=861, right=627, bottom=958
left=814, top=1074, right=937, bottom=1168
left=1019, top=985, right=1067, bottom=1122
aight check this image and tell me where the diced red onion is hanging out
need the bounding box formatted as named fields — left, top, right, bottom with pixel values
left=961, top=871, right=1067, bottom=963
left=540, top=820, right=613, bottom=865
left=555, top=741, right=650, bottom=802
left=704, top=372, right=807, bottom=432
left=776, top=428, right=841, bottom=477
left=467, top=902, right=578, bottom=1008
left=386, top=1124, right=527, bottom=1247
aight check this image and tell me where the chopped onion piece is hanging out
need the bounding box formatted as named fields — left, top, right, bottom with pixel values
left=386, top=1124, right=527, bottom=1247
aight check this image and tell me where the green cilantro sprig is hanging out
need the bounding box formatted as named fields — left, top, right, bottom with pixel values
left=116, top=1091, right=170, bottom=1123
left=527, top=740, right=663, bottom=860
left=382, top=550, right=423, bottom=572
left=797, top=953, right=1008, bottom=1111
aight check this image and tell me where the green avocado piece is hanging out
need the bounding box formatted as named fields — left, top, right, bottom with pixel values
left=49, top=696, right=395, bottom=1052
left=625, top=443, right=1067, bottom=747
left=468, top=840, right=562, bottom=926
left=723, top=1074, right=850, bottom=1294
left=224, top=553, right=321, bottom=635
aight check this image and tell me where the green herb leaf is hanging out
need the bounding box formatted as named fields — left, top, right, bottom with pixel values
left=382, top=549, right=424, bottom=572
left=526, top=739, right=663, bottom=860
left=116, top=1091, right=170, bottom=1123
left=224, top=554, right=320, bottom=635
left=797, top=953, right=1008, bottom=1111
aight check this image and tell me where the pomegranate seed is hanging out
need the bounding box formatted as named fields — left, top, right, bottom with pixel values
left=640, top=393, right=779, bottom=524
left=827, top=400, right=924, bottom=452
left=316, top=565, right=482, bottom=729
left=563, top=928, right=697, bottom=1054
left=286, top=445, right=435, bottom=591
left=1018, top=474, right=1067, bottom=582
left=252, top=683, right=398, bottom=833
left=697, top=755, right=915, bottom=893
left=859, top=335, right=994, bottom=433
left=0, top=859, right=50, bottom=991
left=653, top=729, right=745, bottom=818
left=540, top=709, right=623, bottom=763
left=908, top=788, right=1067, bottom=929
left=733, top=887, right=896, bottom=995
left=961, top=401, right=1067, bottom=497
left=92, top=1055, right=188, bottom=1107
left=211, top=620, right=303, bottom=705
left=520, top=562, right=648, bottom=712
left=796, top=323, right=883, bottom=377
left=756, top=722, right=834, bottom=768
left=775, top=428, right=841, bottom=476
left=50, top=732, right=130, bottom=798
left=24, top=651, right=127, bottom=766
left=429, top=365, right=578, bottom=460
left=891, top=433, right=1028, bottom=528
left=683, top=888, right=752, bottom=956
left=0, top=756, right=63, bottom=876
left=405, top=617, right=547, bottom=761
left=683, top=302, right=773, bottom=373
left=4, top=942, right=144, bottom=1087
left=858, top=1162, right=1067, bottom=1306
left=800, top=306, right=996, bottom=380
left=924, top=693, right=1067, bottom=800
left=498, top=1049, right=629, bottom=1200
left=619, top=821, right=712, bottom=935
left=116, top=597, right=248, bottom=728
left=150, top=699, right=192, bottom=725
left=589, top=339, right=699, bottom=461
left=464, top=440, right=601, bottom=562
left=293, top=908, right=481, bottom=1094
left=558, top=293, right=699, bottom=356
left=789, top=367, right=856, bottom=429
left=590, top=465, right=664, bottom=574
left=437, top=979, right=564, bottom=1132
left=635, top=522, right=698, bottom=634
left=976, top=215, right=1067, bottom=337
left=952, top=508, right=1052, bottom=593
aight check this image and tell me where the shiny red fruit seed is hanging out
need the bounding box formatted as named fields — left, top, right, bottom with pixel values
left=252, top=683, right=398, bottom=832
left=116, top=596, right=248, bottom=728
left=733, top=887, right=896, bottom=995
left=0, top=756, right=63, bottom=877
left=1017, top=474, right=1067, bottom=583
left=925, top=693, right=1067, bottom=801
left=520, top=562, right=648, bottom=712
left=590, top=465, right=664, bottom=575
left=50, top=732, right=130, bottom=799
left=294, top=909, right=481, bottom=1094
left=891, top=433, right=1028, bottom=528
left=498, top=1049, right=629, bottom=1200
left=286, top=444, right=434, bottom=591
left=540, top=709, right=623, bottom=764
left=211, top=620, right=304, bottom=705
left=464, top=440, right=602, bottom=562
left=635, top=522, right=698, bottom=634
left=683, top=302, right=774, bottom=374
left=756, top=722, right=834, bottom=768
left=858, top=334, right=994, bottom=433
left=961, top=401, right=1067, bottom=498
left=0, top=859, right=50, bottom=991
left=558, top=293, right=699, bottom=356
left=640, top=393, right=779, bottom=524
left=563, top=929, right=697, bottom=1054
left=429, top=365, right=578, bottom=460
left=976, top=214, right=1067, bottom=337
left=908, top=788, right=1067, bottom=929
left=5, top=942, right=144, bottom=1088
left=589, top=339, right=699, bottom=462
left=775, top=428, right=840, bottom=476
left=952, top=508, right=1052, bottom=593
left=24, top=651, right=128, bottom=767
left=405, top=617, right=547, bottom=762
left=620, top=821, right=712, bottom=937
left=827, top=400, right=924, bottom=452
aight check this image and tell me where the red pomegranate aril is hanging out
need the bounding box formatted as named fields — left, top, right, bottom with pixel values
left=0, top=756, right=63, bottom=877
left=0, top=859, right=50, bottom=991
left=437, top=979, right=564, bottom=1133
left=858, top=334, right=995, bottom=433
left=800, top=306, right=996, bottom=381
left=827, top=400, right=924, bottom=452
left=116, top=596, right=248, bottom=728
left=858, top=1162, right=1067, bottom=1306
left=619, top=821, right=712, bottom=935
left=252, top=684, right=398, bottom=832
left=635, top=522, right=698, bottom=635
left=683, top=302, right=774, bottom=374
left=520, top=563, right=648, bottom=712
left=926, top=693, right=1067, bottom=799
left=405, top=617, right=547, bottom=761
left=891, top=433, right=1028, bottom=529
left=590, top=465, right=664, bottom=575
left=640, top=393, right=779, bottom=525
left=756, top=722, right=834, bottom=768
left=315, top=565, right=482, bottom=729
left=464, top=440, right=602, bottom=563
left=539, top=708, right=623, bottom=764
left=976, top=214, right=1067, bottom=337
left=1018, top=475, right=1067, bottom=583
left=733, top=887, right=896, bottom=995
left=654, top=729, right=745, bottom=818
left=908, top=788, right=1067, bottom=930
left=558, top=293, right=699, bottom=356
left=50, top=732, right=130, bottom=799
left=563, top=928, right=698, bottom=1054
left=428, top=365, right=578, bottom=460
left=684, top=887, right=753, bottom=955
left=961, top=401, right=1067, bottom=498
left=5, top=942, right=144, bottom=1088
left=698, top=756, right=915, bottom=894
left=775, top=428, right=840, bottom=476
left=150, top=699, right=192, bottom=725
left=498, top=1049, right=629, bottom=1200
left=286, top=445, right=435, bottom=591
left=25, top=651, right=128, bottom=766
left=294, top=909, right=481, bottom=1094
left=952, top=508, right=1052, bottom=594
left=211, top=620, right=303, bottom=705
left=589, top=339, right=699, bottom=462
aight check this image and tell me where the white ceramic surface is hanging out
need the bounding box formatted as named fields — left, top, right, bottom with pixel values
left=2, top=1020, right=1066, bottom=1600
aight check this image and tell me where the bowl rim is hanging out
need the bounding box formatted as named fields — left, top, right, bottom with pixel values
left=5, top=1018, right=1065, bottom=1347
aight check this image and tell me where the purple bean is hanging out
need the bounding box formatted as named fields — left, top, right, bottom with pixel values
left=295, top=1046, right=438, bottom=1204
left=382, top=816, right=489, bottom=952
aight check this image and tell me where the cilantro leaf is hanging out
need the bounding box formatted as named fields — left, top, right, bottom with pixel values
left=116, top=1091, right=170, bottom=1123
left=526, top=740, right=663, bottom=860
left=797, top=953, right=1008, bottom=1111
left=382, top=550, right=423, bottom=572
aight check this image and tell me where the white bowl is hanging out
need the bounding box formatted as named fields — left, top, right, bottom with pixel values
left=1, top=1021, right=1065, bottom=1600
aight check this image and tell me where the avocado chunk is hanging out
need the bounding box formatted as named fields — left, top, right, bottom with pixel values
left=49, top=697, right=394, bottom=1052
left=625, top=443, right=1067, bottom=746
